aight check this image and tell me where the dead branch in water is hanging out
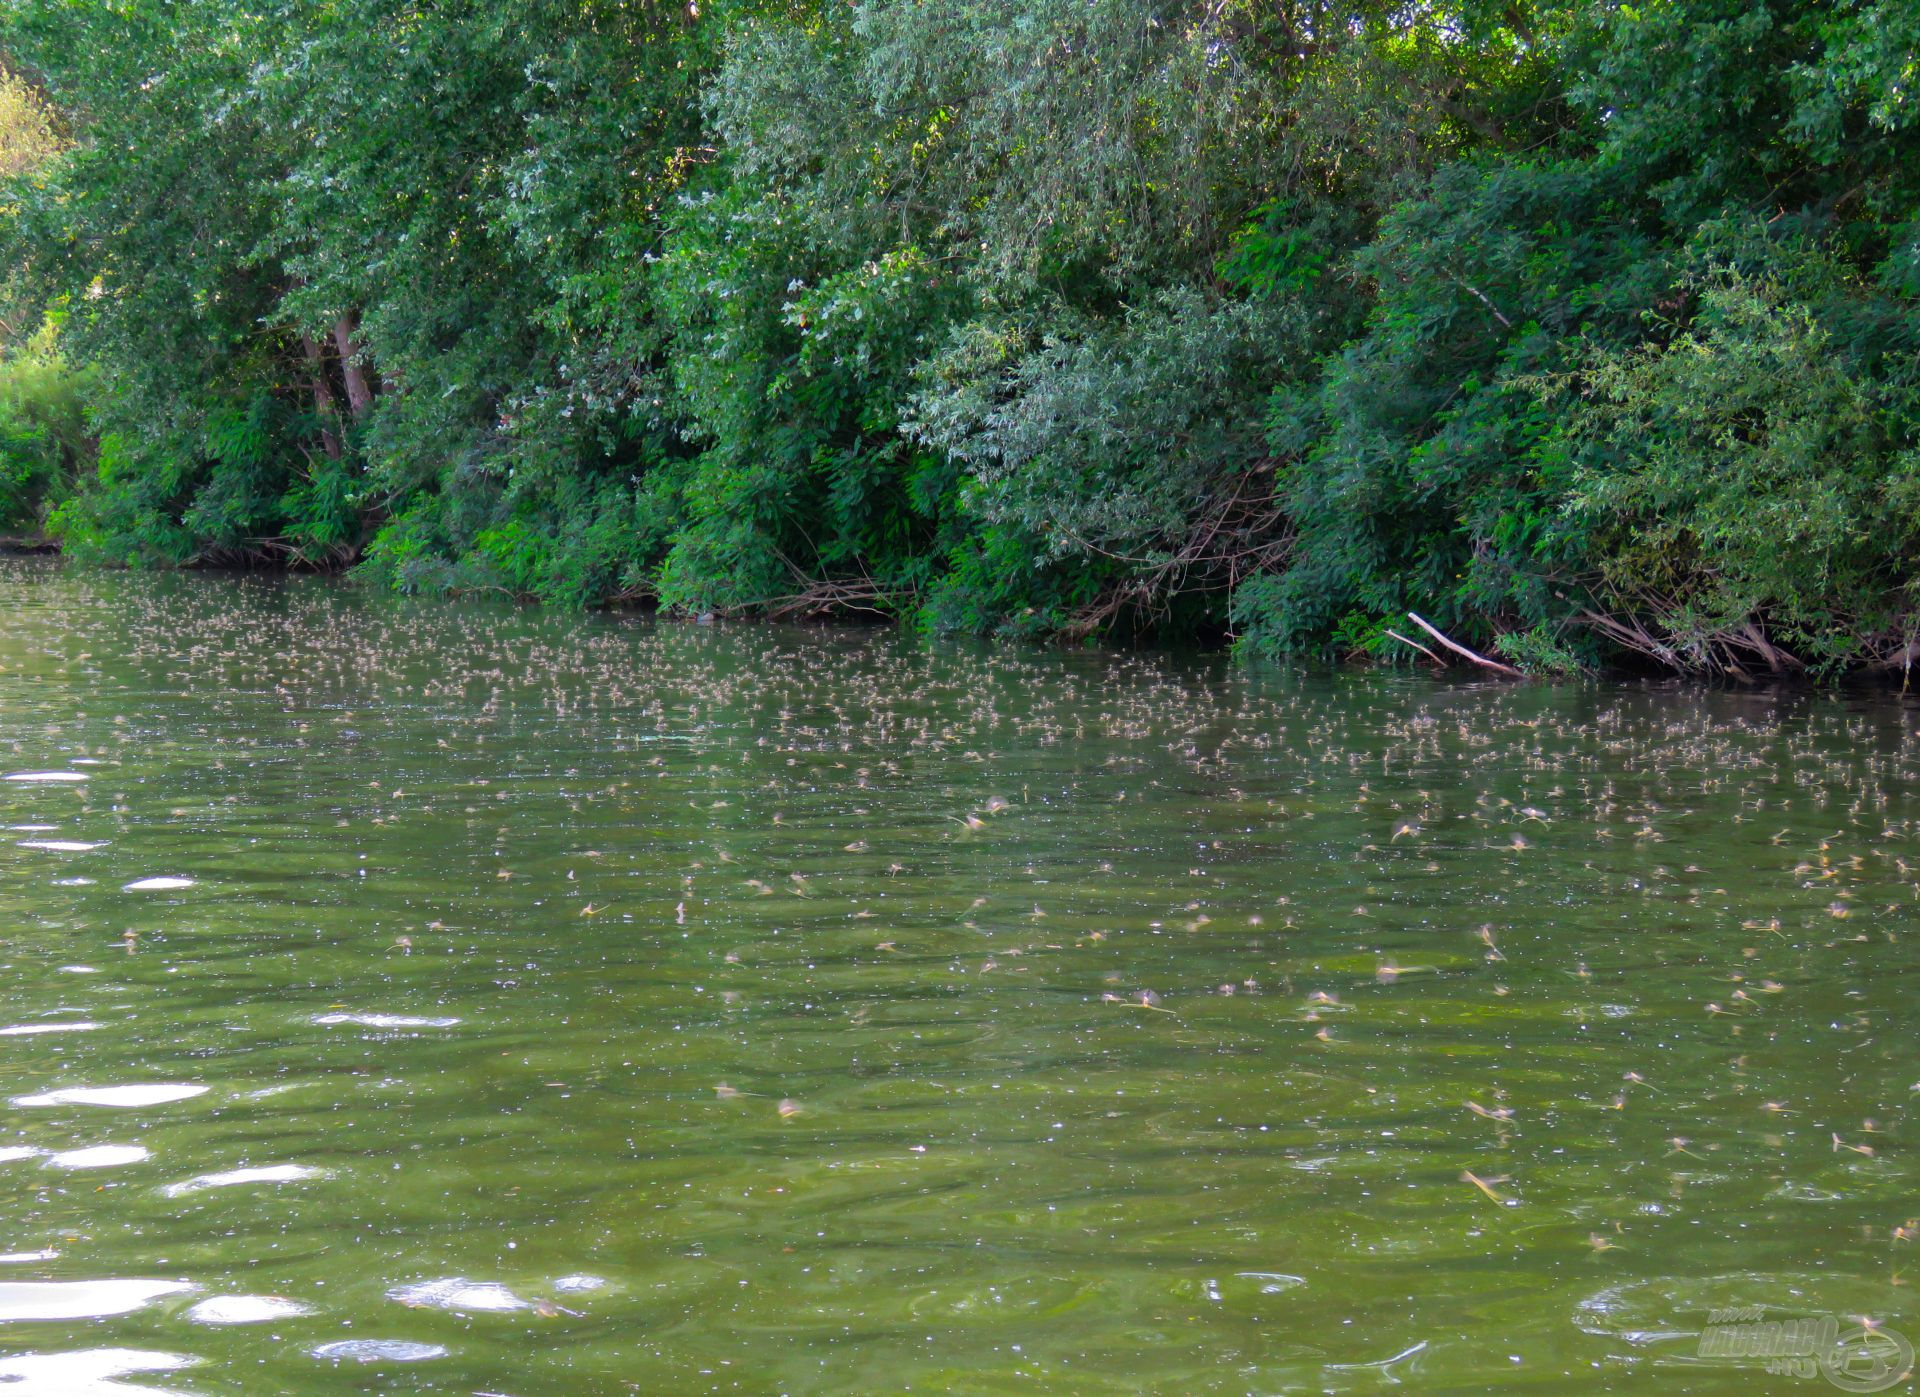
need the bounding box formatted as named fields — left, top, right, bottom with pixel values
left=1060, top=466, right=1293, bottom=638
left=1406, top=612, right=1525, bottom=677
left=759, top=578, right=900, bottom=621
left=1384, top=628, right=1448, bottom=668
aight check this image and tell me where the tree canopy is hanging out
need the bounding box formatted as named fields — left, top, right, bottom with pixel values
left=2, top=0, right=1917, bottom=676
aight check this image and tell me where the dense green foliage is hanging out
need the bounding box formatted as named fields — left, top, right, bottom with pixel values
left=0, top=73, right=82, bottom=532
left=2, top=0, right=1917, bottom=675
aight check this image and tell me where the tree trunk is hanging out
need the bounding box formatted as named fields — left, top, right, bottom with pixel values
left=331, top=313, right=376, bottom=420
left=299, top=334, right=344, bottom=460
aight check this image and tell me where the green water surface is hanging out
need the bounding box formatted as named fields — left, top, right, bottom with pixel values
left=0, top=561, right=1915, bottom=1394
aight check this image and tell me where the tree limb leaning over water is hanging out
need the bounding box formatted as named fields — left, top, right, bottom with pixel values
left=1406, top=613, right=1525, bottom=678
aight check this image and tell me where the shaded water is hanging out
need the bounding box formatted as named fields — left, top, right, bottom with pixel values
left=0, top=560, right=1916, bottom=1394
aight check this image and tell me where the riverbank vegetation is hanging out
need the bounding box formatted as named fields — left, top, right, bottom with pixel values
left=0, top=0, right=1916, bottom=678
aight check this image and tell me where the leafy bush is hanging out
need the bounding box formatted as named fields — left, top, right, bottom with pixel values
left=0, top=323, right=90, bottom=530
left=1553, top=255, right=1920, bottom=676
left=907, top=288, right=1308, bottom=634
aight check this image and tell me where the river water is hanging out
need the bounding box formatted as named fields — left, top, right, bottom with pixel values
left=0, top=561, right=1914, bottom=1394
